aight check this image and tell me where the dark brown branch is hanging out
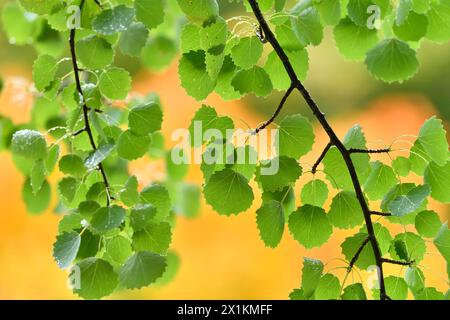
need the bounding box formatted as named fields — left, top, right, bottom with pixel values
left=349, top=148, right=391, bottom=154
left=382, top=258, right=414, bottom=266
left=69, top=2, right=111, bottom=206
left=248, top=0, right=389, bottom=300
left=311, top=142, right=332, bottom=174
left=255, top=84, right=295, bottom=134
left=348, top=236, right=371, bottom=271
left=371, top=211, right=392, bottom=217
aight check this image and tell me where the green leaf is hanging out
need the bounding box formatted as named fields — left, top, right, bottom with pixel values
left=188, top=105, right=234, bottom=146
left=59, top=154, right=86, bottom=177
left=130, top=204, right=156, bottom=232
left=179, top=51, right=216, bottom=101
left=341, top=223, right=392, bottom=269
left=90, top=206, right=126, bottom=234
left=231, top=37, right=263, bottom=70
left=128, top=101, right=163, bottom=136
left=388, top=184, right=430, bottom=217
left=392, top=156, right=411, bottom=177
left=390, top=232, right=426, bottom=262
left=11, top=130, right=47, bottom=160
left=119, top=251, right=167, bottom=289
left=30, top=159, right=46, bottom=194
left=176, top=183, right=201, bottom=218
left=176, top=0, right=219, bottom=23
left=232, top=145, right=258, bottom=181
left=314, top=273, right=341, bottom=300
left=99, top=67, right=131, bottom=100
left=256, top=200, right=285, bottom=248
left=424, top=161, right=450, bottom=203
left=301, top=257, right=324, bottom=298
left=301, top=179, right=328, bottom=207
left=84, top=143, right=115, bottom=170
left=314, top=0, right=341, bottom=25
left=256, top=156, right=302, bottom=192
left=76, top=36, right=114, bottom=70
left=33, top=55, right=58, bottom=92
left=120, top=176, right=140, bottom=207
left=53, top=231, right=81, bottom=270
left=262, top=186, right=296, bottom=219
left=2, top=3, right=40, bottom=45
left=434, top=223, right=450, bottom=263
left=132, top=222, right=172, bottom=254
left=166, top=148, right=189, bottom=181
left=417, top=117, right=449, bottom=166
left=425, top=0, right=450, bottom=43
left=92, top=5, right=135, bottom=35
left=363, top=161, right=398, bottom=200
left=409, top=140, right=431, bottom=175
left=405, top=266, right=425, bottom=293
left=289, top=288, right=306, bottom=300
left=181, top=22, right=202, bottom=53
left=393, top=11, right=428, bottom=42
left=200, top=16, right=227, bottom=51
left=117, top=130, right=151, bottom=160
left=414, top=287, right=445, bottom=300
left=22, top=179, right=51, bottom=214
left=58, top=213, right=83, bottom=233
left=58, top=177, right=80, bottom=204
left=323, top=125, right=371, bottom=190
left=119, top=22, right=149, bottom=57
left=104, top=236, right=132, bottom=265
left=231, top=66, right=273, bottom=97
left=288, top=205, right=332, bottom=249
left=264, top=50, right=309, bottom=90
left=140, top=184, right=172, bottom=221
left=334, top=18, right=379, bottom=61
left=18, top=0, right=60, bottom=14
left=72, top=258, right=118, bottom=300
left=373, top=276, right=408, bottom=300
left=328, top=191, right=364, bottom=229
left=203, top=169, right=254, bottom=216
left=276, top=114, right=315, bottom=159
left=341, top=283, right=367, bottom=300
left=141, top=36, right=178, bottom=72
left=76, top=230, right=101, bottom=259
left=290, top=0, right=324, bottom=46
left=365, top=38, right=419, bottom=83
left=347, top=0, right=390, bottom=26
left=415, top=210, right=442, bottom=238
left=135, top=0, right=165, bottom=30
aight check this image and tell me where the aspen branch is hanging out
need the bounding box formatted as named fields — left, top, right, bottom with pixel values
left=69, top=0, right=112, bottom=206
left=248, top=0, right=390, bottom=300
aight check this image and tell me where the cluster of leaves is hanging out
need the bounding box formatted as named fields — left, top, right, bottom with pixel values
left=1, top=0, right=200, bottom=299
left=1, top=0, right=450, bottom=300
left=179, top=0, right=450, bottom=300
left=177, top=0, right=450, bottom=102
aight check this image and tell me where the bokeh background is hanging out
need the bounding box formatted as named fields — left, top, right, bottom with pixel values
left=0, top=1, right=449, bottom=299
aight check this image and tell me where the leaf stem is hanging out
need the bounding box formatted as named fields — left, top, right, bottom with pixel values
left=349, top=148, right=391, bottom=154
left=248, top=0, right=389, bottom=300
left=371, top=211, right=392, bottom=217
left=255, top=83, right=295, bottom=134
left=311, top=142, right=332, bottom=174
left=382, top=258, right=414, bottom=266
left=69, top=2, right=112, bottom=207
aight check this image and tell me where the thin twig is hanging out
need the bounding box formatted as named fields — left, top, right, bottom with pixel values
left=371, top=211, right=392, bottom=217
left=382, top=258, right=414, bottom=266
left=311, top=142, right=332, bottom=174
left=69, top=1, right=111, bottom=206
left=255, top=84, right=295, bottom=134
left=348, top=236, right=371, bottom=271
left=349, top=148, right=391, bottom=154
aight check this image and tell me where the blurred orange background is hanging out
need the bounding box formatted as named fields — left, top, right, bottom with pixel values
left=0, top=1, right=449, bottom=299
